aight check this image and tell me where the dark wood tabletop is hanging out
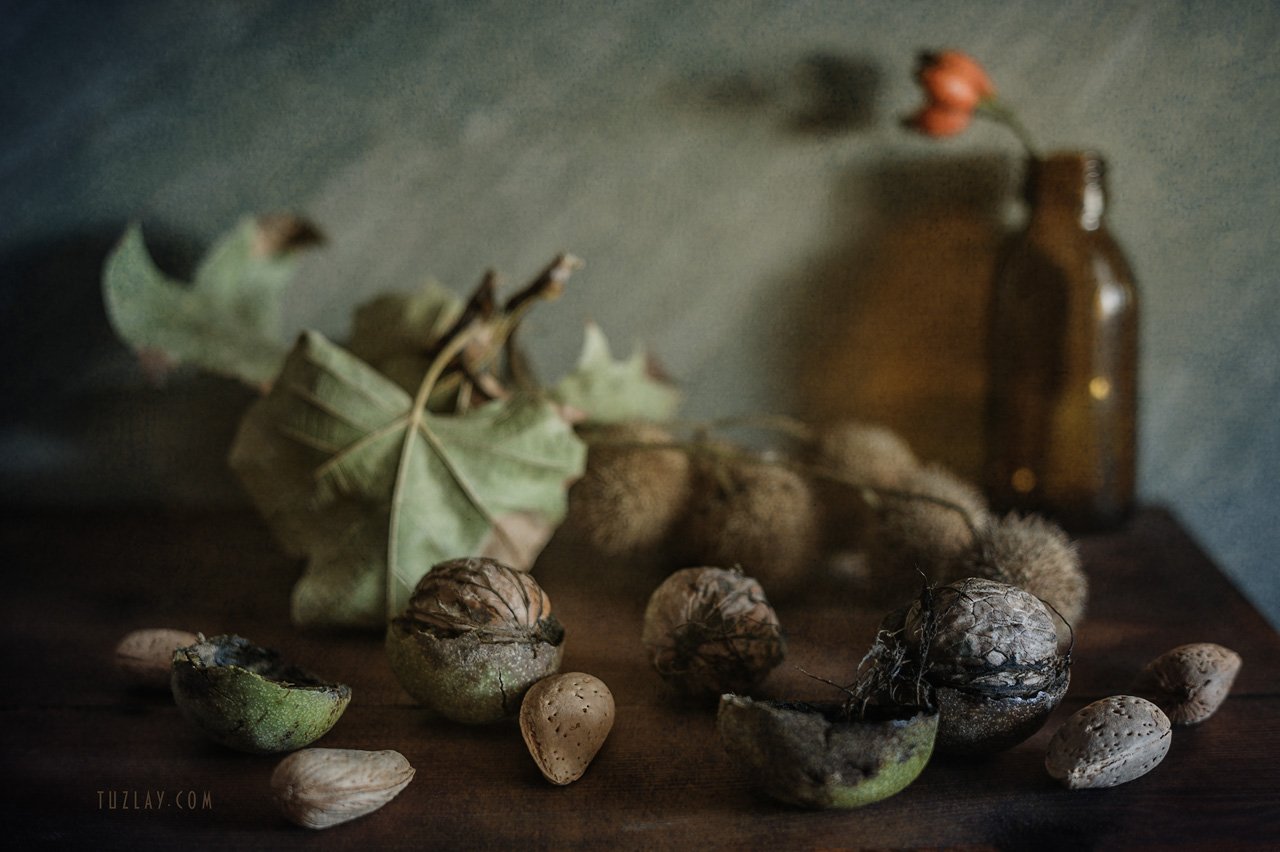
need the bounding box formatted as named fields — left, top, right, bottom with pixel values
left=2, top=506, right=1277, bottom=850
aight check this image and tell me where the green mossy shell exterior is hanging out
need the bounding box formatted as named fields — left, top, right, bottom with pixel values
left=717, top=696, right=938, bottom=809
left=385, top=618, right=564, bottom=724
left=170, top=657, right=351, bottom=754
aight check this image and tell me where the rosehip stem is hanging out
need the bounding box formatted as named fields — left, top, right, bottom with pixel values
left=975, top=97, right=1040, bottom=157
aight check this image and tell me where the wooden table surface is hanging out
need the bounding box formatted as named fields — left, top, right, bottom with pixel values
left=2, top=506, right=1277, bottom=850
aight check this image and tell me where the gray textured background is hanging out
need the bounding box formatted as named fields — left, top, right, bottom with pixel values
left=3, top=1, right=1277, bottom=626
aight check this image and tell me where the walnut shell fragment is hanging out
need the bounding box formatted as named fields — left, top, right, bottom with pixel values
left=1045, top=695, right=1172, bottom=789
left=271, top=748, right=414, bottom=829
left=717, top=696, right=938, bottom=809
left=1141, top=642, right=1242, bottom=725
left=520, top=673, right=615, bottom=785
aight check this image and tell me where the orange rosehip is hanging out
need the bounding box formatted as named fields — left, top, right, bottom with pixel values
left=919, top=50, right=995, bottom=98
left=905, top=103, right=973, bottom=137
left=915, top=50, right=995, bottom=111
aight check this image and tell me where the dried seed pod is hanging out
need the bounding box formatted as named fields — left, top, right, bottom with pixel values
left=170, top=635, right=351, bottom=754
left=867, top=464, right=989, bottom=594
left=642, top=567, right=785, bottom=699
left=812, top=420, right=919, bottom=555
left=1045, top=695, right=1172, bottom=789
left=683, top=456, right=820, bottom=597
left=814, top=420, right=918, bottom=489
left=271, top=748, right=414, bottom=829
left=115, top=628, right=200, bottom=689
left=566, top=423, right=691, bottom=556
left=520, top=672, right=615, bottom=785
left=959, top=513, right=1087, bottom=625
left=894, top=577, right=1070, bottom=755
left=1141, top=642, right=1242, bottom=724
left=386, top=557, right=564, bottom=724
left=717, top=696, right=938, bottom=809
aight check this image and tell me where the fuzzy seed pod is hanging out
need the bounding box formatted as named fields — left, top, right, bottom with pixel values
left=814, top=420, right=918, bottom=489
left=866, top=464, right=989, bottom=593
left=566, top=423, right=691, bottom=556
left=958, top=513, right=1087, bottom=626
left=813, top=421, right=919, bottom=556
left=642, top=566, right=785, bottom=699
left=683, top=456, right=820, bottom=598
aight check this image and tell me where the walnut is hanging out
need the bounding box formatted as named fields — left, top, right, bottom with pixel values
left=642, top=567, right=785, bottom=699
left=401, top=557, right=552, bottom=639
left=890, top=577, right=1070, bottom=755
left=386, top=558, right=564, bottom=724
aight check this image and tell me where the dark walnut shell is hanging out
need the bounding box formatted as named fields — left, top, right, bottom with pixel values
left=718, top=696, right=938, bottom=809
left=642, top=567, right=785, bottom=699
left=892, top=577, right=1070, bottom=755
left=386, top=558, right=564, bottom=724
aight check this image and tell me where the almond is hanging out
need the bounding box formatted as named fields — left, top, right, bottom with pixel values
left=1045, top=695, right=1171, bottom=789
left=114, top=628, right=200, bottom=688
left=519, top=673, right=615, bottom=785
left=271, top=748, right=414, bottom=829
left=1142, top=642, right=1241, bottom=725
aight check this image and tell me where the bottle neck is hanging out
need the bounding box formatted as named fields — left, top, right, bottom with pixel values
left=1026, top=152, right=1107, bottom=231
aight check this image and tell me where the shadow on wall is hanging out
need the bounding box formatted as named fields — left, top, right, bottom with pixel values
left=674, top=52, right=881, bottom=136
left=776, top=154, right=1019, bottom=482
left=0, top=227, right=254, bottom=507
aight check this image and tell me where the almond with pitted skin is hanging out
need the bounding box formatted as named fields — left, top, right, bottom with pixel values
left=1142, top=642, right=1242, bottom=725
left=520, top=673, right=615, bottom=785
left=1045, top=695, right=1171, bottom=789
left=114, top=628, right=200, bottom=688
left=271, top=748, right=415, bottom=829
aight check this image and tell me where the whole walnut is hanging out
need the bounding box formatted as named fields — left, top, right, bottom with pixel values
left=386, top=558, right=564, bottom=724
left=893, top=577, right=1070, bottom=754
left=642, top=567, right=785, bottom=699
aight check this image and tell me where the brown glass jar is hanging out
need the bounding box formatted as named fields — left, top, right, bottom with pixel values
left=983, top=152, right=1138, bottom=530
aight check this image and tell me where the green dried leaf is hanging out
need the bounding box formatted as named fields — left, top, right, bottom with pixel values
left=229, top=331, right=586, bottom=628
left=102, top=217, right=320, bottom=386
left=346, top=283, right=463, bottom=394
left=553, top=322, right=681, bottom=424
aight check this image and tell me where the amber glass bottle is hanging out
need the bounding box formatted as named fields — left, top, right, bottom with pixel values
left=984, top=152, right=1138, bottom=530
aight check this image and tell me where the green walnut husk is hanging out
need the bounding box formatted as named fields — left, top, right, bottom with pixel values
left=170, top=634, right=351, bottom=754
left=717, top=696, right=938, bottom=809
left=385, top=557, right=565, bottom=724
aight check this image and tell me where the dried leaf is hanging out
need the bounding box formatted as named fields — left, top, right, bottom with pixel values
left=552, top=322, right=681, bottom=424
left=229, top=331, right=585, bottom=628
left=102, top=217, right=319, bottom=386
left=346, top=283, right=463, bottom=394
